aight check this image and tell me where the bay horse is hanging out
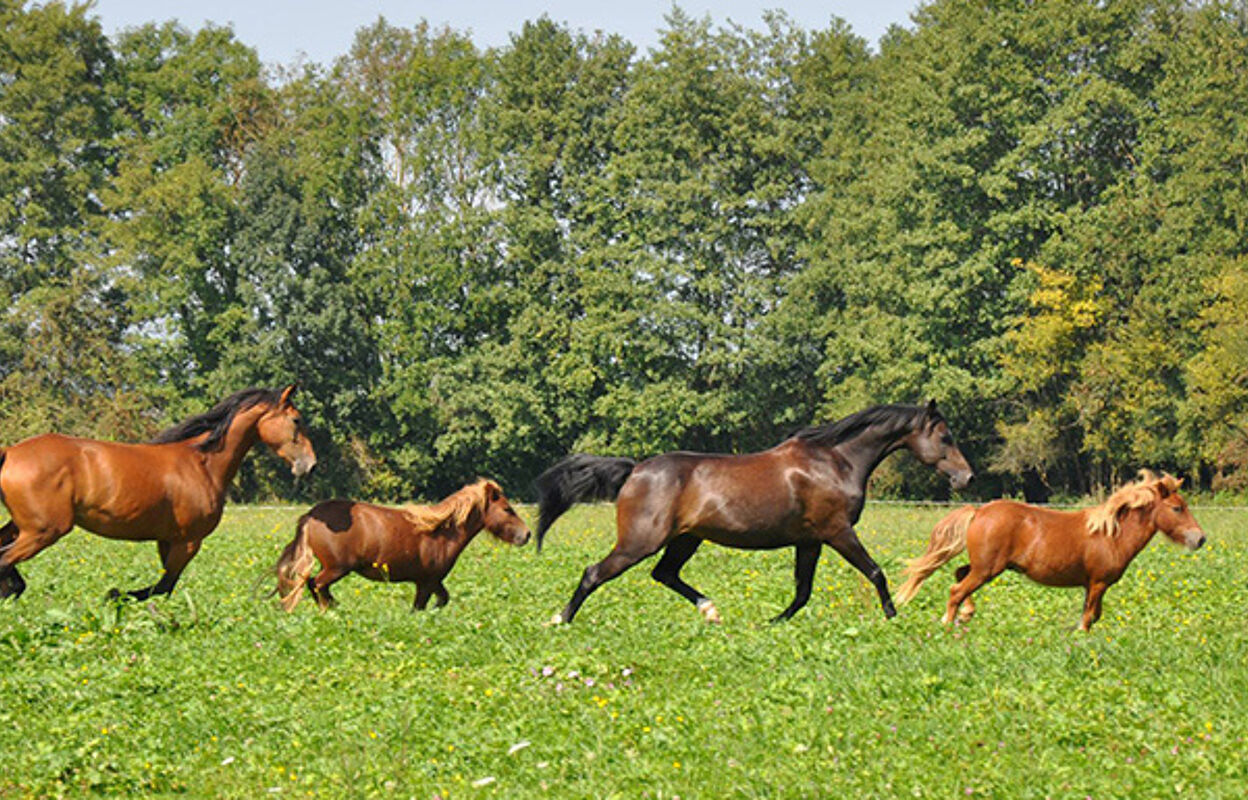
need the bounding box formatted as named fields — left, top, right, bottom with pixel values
left=535, top=401, right=974, bottom=625
left=895, top=471, right=1206, bottom=631
left=274, top=478, right=531, bottom=612
left=0, top=385, right=316, bottom=601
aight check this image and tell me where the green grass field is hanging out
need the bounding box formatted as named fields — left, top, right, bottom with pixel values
left=1, top=502, right=1246, bottom=798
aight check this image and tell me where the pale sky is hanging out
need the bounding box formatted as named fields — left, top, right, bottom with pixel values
left=89, top=1, right=924, bottom=66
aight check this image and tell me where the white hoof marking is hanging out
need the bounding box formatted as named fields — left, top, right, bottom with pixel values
left=697, top=599, right=723, bottom=624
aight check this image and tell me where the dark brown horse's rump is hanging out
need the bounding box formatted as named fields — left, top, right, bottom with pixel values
left=275, top=479, right=530, bottom=614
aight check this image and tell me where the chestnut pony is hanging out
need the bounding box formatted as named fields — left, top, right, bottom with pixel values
left=275, top=478, right=531, bottom=612
left=0, top=385, right=315, bottom=601
left=536, top=402, right=974, bottom=625
left=896, top=471, right=1206, bottom=631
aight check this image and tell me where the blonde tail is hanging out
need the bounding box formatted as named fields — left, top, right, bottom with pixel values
left=894, top=505, right=977, bottom=605
left=275, top=516, right=316, bottom=612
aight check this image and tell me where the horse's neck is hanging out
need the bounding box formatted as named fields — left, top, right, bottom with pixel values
left=1113, top=508, right=1159, bottom=560
left=438, top=509, right=485, bottom=560
left=201, top=405, right=266, bottom=491
left=829, top=425, right=910, bottom=494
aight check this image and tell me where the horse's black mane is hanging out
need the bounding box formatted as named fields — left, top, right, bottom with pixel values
left=790, top=404, right=935, bottom=448
left=151, top=387, right=282, bottom=452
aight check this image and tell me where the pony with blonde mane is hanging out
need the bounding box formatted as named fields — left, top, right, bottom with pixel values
left=275, top=479, right=530, bottom=612
left=895, top=471, right=1206, bottom=631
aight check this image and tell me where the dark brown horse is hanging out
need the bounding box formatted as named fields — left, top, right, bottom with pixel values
left=0, top=385, right=316, bottom=601
left=536, top=402, right=974, bottom=625
left=895, top=470, right=1205, bottom=631
left=275, top=478, right=531, bottom=612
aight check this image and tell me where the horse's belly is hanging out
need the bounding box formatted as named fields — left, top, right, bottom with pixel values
left=76, top=507, right=179, bottom=541
left=696, top=527, right=797, bottom=550
left=76, top=500, right=218, bottom=542
left=1013, top=562, right=1086, bottom=588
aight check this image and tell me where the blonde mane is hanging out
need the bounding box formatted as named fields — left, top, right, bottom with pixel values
left=401, top=479, right=499, bottom=533
left=1085, top=470, right=1183, bottom=537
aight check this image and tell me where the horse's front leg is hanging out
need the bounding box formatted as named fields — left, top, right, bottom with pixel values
left=113, top=538, right=202, bottom=601
left=1078, top=580, right=1110, bottom=632
left=413, top=582, right=433, bottom=611
left=771, top=542, right=820, bottom=623
left=825, top=527, right=896, bottom=618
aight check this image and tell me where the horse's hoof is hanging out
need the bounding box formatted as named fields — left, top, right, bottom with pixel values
left=106, top=588, right=123, bottom=601
left=696, top=599, right=723, bottom=624
left=544, top=612, right=567, bottom=627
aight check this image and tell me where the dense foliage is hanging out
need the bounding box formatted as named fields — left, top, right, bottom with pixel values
left=3, top=1, right=1248, bottom=501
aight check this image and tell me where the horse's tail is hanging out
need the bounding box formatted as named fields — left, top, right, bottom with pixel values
left=275, top=515, right=316, bottom=612
left=534, top=454, right=637, bottom=552
left=895, top=505, right=978, bottom=605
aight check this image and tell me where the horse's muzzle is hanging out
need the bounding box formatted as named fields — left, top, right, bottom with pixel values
left=949, top=470, right=974, bottom=491
left=1184, top=530, right=1206, bottom=551
left=292, top=457, right=317, bottom=478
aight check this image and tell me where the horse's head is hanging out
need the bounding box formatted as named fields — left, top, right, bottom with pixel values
left=480, top=480, right=531, bottom=546
left=1150, top=475, right=1206, bottom=551
left=904, top=400, right=974, bottom=490
left=256, top=384, right=317, bottom=477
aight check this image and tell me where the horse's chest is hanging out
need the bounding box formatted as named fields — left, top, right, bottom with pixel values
left=801, top=491, right=859, bottom=531
left=842, top=492, right=865, bottom=524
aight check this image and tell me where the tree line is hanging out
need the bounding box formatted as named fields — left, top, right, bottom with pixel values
left=2, top=0, right=1247, bottom=502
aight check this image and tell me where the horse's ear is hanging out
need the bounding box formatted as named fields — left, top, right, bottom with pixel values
left=923, top=399, right=939, bottom=424
left=279, top=384, right=298, bottom=407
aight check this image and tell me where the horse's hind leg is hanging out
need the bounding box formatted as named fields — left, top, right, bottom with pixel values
left=0, top=522, right=25, bottom=599
left=550, top=545, right=653, bottom=625
left=944, top=566, right=995, bottom=626
left=772, top=542, right=821, bottom=623
left=651, top=535, right=720, bottom=623
left=310, top=566, right=348, bottom=610
left=952, top=565, right=977, bottom=622
left=0, top=524, right=67, bottom=598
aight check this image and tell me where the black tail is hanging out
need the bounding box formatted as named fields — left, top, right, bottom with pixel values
left=534, top=454, right=637, bottom=551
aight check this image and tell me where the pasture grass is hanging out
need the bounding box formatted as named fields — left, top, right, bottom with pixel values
left=1, top=503, right=1247, bottom=798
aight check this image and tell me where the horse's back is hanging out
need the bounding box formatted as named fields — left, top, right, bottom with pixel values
left=970, top=500, right=1089, bottom=579
left=302, top=499, right=412, bottom=570
left=621, top=444, right=829, bottom=547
